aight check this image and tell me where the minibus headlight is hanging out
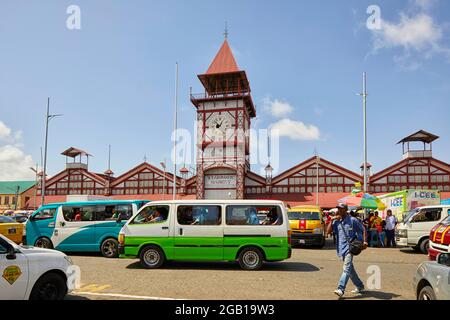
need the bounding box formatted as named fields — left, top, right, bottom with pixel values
left=118, top=233, right=125, bottom=246
left=396, top=229, right=407, bottom=238
left=313, top=227, right=324, bottom=235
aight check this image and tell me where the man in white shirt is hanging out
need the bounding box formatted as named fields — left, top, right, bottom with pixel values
left=385, top=209, right=398, bottom=248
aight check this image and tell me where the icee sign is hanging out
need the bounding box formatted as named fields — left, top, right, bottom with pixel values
left=407, top=190, right=440, bottom=210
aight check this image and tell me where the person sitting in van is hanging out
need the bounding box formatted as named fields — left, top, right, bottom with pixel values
left=246, top=208, right=260, bottom=225
left=74, top=209, right=82, bottom=221
left=191, top=208, right=206, bottom=225
left=262, top=210, right=280, bottom=225
left=148, top=210, right=164, bottom=223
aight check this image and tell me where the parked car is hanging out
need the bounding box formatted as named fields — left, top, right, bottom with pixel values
left=287, top=205, right=325, bottom=248
left=428, top=214, right=450, bottom=261
left=0, top=215, right=24, bottom=244
left=0, top=234, right=74, bottom=300
left=26, top=200, right=149, bottom=258
left=119, top=200, right=292, bottom=270
left=396, top=205, right=450, bottom=254
left=413, top=252, right=450, bottom=300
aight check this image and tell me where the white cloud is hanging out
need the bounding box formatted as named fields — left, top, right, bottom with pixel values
left=373, top=14, right=442, bottom=52
left=0, top=121, right=35, bottom=181
left=263, top=97, right=293, bottom=118
left=270, top=119, right=320, bottom=141
left=369, top=1, right=450, bottom=68
left=0, top=121, right=12, bottom=140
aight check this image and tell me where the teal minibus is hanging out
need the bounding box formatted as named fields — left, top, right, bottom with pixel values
left=26, top=200, right=149, bottom=258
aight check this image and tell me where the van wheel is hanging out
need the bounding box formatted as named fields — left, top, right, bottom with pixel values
left=139, top=246, right=165, bottom=269
left=29, top=272, right=67, bottom=300
left=238, top=247, right=264, bottom=270
left=101, top=238, right=119, bottom=258
left=418, top=286, right=436, bottom=300
left=34, top=237, right=53, bottom=249
left=419, top=238, right=430, bottom=255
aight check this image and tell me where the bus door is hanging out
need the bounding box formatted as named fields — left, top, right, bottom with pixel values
left=174, top=204, right=223, bottom=261
left=54, top=206, right=96, bottom=251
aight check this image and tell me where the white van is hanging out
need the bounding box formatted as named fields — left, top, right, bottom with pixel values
left=0, top=234, right=74, bottom=300
left=396, top=205, right=450, bottom=254
left=119, top=200, right=292, bottom=270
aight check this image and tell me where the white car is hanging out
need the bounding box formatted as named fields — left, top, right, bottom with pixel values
left=413, top=253, right=450, bottom=300
left=0, top=234, right=74, bottom=300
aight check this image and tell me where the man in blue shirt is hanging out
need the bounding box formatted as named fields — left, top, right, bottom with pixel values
left=327, top=203, right=368, bottom=298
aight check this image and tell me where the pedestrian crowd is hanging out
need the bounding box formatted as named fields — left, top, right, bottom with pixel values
left=324, top=208, right=398, bottom=248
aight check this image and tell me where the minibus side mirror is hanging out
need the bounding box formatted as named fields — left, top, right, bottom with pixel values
left=116, top=213, right=127, bottom=223
left=6, top=244, right=16, bottom=260
left=437, top=253, right=450, bottom=267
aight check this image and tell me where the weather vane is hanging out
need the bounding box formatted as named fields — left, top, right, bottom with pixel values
left=223, top=21, right=229, bottom=39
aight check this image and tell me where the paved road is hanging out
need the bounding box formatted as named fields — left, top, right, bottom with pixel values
left=67, top=239, right=427, bottom=300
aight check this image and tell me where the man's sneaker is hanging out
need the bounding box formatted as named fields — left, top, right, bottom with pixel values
left=351, top=287, right=365, bottom=295
left=334, top=289, right=344, bottom=298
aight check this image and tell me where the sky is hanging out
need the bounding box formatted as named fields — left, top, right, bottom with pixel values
left=0, top=0, right=449, bottom=181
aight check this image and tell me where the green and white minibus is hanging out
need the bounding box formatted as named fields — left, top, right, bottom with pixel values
left=118, top=200, right=292, bottom=270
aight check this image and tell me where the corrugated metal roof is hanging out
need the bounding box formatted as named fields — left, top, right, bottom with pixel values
left=0, top=181, right=36, bottom=194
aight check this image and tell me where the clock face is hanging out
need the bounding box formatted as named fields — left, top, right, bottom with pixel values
left=207, top=114, right=233, bottom=141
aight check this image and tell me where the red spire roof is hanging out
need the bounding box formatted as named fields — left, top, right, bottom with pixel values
left=206, top=40, right=239, bottom=74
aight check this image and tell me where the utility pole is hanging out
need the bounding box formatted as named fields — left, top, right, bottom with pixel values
left=358, top=73, right=368, bottom=193
left=172, top=63, right=179, bottom=200
left=41, top=98, right=63, bottom=206
left=160, top=160, right=167, bottom=200
left=30, top=164, right=39, bottom=209
left=14, top=186, right=20, bottom=210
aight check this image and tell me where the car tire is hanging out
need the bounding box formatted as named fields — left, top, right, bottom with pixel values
left=139, top=245, right=165, bottom=269
left=29, top=272, right=67, bottom=300
left=34, top=237, right=53, bottom=249
left=419, top=238, right=430, bottom=255
left=101, top=238, right=119, bottom=258
left=418, top=286, right=436, bottom=300
left=238, top=247, right=264, bottom=271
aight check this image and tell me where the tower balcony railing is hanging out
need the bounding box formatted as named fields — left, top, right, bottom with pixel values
left=190, top=91, right=250, bottom=102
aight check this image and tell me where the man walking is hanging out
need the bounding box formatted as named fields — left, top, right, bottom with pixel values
left=385, top=209, right=398, bottom=248
left=327, top=203, right=368, bottom=298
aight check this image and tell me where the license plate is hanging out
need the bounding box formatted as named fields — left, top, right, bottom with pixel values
left=299, top=240, right=306, bottom=244
left=8, top=228, right=16, bottom=235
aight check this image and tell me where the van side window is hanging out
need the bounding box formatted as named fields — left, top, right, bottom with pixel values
left=63, top=206, right=95, bottom=222
left=0, top=244, right=5, bottom=254
left=130, top=206, right=169, bottom=224
left=33, top=208, right=56, bottom=220
left=411, top=208, right=442, bottom=223
left=94, top=205, right=133, bottom=221
left=226, top=206, right=283, bottom=226
left=177, top=206, right=221, bottom=226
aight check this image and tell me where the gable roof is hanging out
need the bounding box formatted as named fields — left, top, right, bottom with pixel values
left=397, top=130, right=439, bottom=144
left=272, top=156, right=362, bottom=184
left=0, top=181, right=36, bottom=194
left=111, top=162, right=182, bottom=187
left=206, top=40, right=240, bottom=74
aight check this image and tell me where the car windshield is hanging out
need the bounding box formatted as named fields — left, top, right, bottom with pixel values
left=288, top=211, right=320, bottom=220
left=441, top=215, right=450, bottom=226
left=403, top=209, right=419, bottom=223
left=0, top=216, right=15, bottom=223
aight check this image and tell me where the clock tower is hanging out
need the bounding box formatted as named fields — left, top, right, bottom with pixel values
left=190, top=38, right=256, bottom=200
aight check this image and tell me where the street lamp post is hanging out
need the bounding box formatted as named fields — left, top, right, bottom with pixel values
left=358, top=73, right=368, bottom=193
left=160, top=160, right=166, bottom=200
left=29, top=164, right=39, bottom=209
left=41, top=97, right=63, bottom=207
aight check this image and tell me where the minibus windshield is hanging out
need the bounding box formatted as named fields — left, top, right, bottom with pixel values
left=288, top=211, right=320, bottom=220
left=403, top=208, right=419, bottom=223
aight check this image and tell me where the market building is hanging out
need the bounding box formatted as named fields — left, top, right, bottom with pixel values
left=0, top=181, right=36, bottom=211
left=25, top=39, right=450, bottom=209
